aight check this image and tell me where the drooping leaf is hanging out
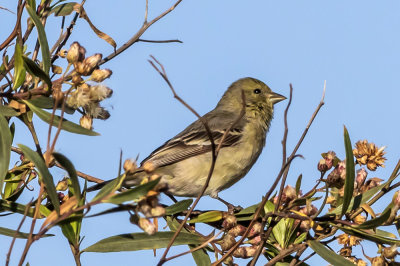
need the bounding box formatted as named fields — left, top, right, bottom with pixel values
left=13, top=42, right=26, bottom=90
left=0, top=199, right=50, bottom=218
left=165, top=199, right=193, bottom=215
left=23, top=100, right=99, bottom=136
left=51, top=2, right=78, bottom=16
left=188, top=211, right=223, bottom=224
left=341, top=126, right=355, bottom=217
left=83, top=231, right=204, bottom=252
left=0, top=115, right=11, bottom=193
left=105, top=178, right=160, bottom=204
left=23, top=56, right=52, bottom=88
left=25, top=4, right=51, bottom=74
left=18, top=144, right=59, bottom=214
left=0, top=105, right=20, bottom=117
left=0, top=226, right=53, bottom=239
left=52, top=153, right=81, bottom=200
left=354, top=204, right=392, bottom=229
left=308, top=240, right=354, bottom=266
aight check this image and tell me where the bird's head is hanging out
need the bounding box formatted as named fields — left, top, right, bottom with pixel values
left=217, top=77, right=286, bottom=127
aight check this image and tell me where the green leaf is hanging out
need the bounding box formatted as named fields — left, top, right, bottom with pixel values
left=83, top=231, right=204, bottom=252
left=0, top=226, right=53, bottom=239
left=23, top=100, right=99, bottom=136
left=308, top=240, right=354, bottom=266
left=376, top=229, right=397, bottom=239
left=18, top=144, right=60, bottom=214
left=0, top=115, right=12, bottom=193
left=106, top=178, right=160, bottom=204
left=165, top=199, right=193, bottom=215
left=51, top=2, right=77, bottom=16
left=91, top=176, right=124, bottom=202
left=329, top=184, right=385, bottom=215
left=25, top=4, right=51, bottom=74
left=0, top=105, right=20, bottom=117
left=190, top=244, right=211, bottom=266
left=52, top=153, right=81, bottom=201
left=0, top=199, right=49, bottom=218
left=354, top=204, right=392, bottom=229
left=23, top=56, right=52, bottom=89
left=294, top=232, right=307, bottom=244
left=13, top=42, right=26, bottom=90
left=188, top=211, right=223, bottom=224
left=295, top=174, right=302, bottom=195
left=340, top=226, right=400, bottom=245
left=341, top=126, right=355, bottom=217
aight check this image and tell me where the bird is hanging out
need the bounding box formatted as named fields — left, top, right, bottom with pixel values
left=90, top=77, right=285, bottom=204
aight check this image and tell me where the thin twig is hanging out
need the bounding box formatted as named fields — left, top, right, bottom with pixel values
left=137, top=39, right=182, bottom=44
left=100, top=0, right=183, bottom=65
left=0, top=0, right=24, bottom=51
left=215, top=81, right=326, bottom=265
left=6, top=200, right=33, bottom=266
left=265, top=243, right=307, bottom=266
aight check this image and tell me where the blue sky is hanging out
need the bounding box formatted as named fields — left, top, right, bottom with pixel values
left=1, top=0, right=400, bottom=265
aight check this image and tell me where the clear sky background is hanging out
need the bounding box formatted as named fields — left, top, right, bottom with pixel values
left=1, top=0, right=400, bottom=265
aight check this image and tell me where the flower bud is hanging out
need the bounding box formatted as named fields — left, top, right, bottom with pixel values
left=72, top=74, right=83, bottom=86
left=299, top=205, right=317, bottom=216
left=382, top=245, right=398, bottom=260
left=248, top=222, right=262, bottom=238
left=318, top=158, right=329, bottom=172
left=151, top=206, right=165, bottom=217
left=79, top=115, right=93, bottom=130
left=228, top=224, right=246, bottom=237
left=43, top=150, right=55, bottom=167
left=356, top=168, right=368, bottom=188
left=82, top=53, right=102, bottom=75
left=327, top=161, right=346, bottom=188
left=56, top=178, right=68, bottom=191
left=59, top=49, right=67, bottom=58
left=248, top=235, right=261, bottom=245
left=67, top=42, right=83, bottom=64
left=74, top=61, right=86, bottom=75
left=138, top=218, right=156, bottom=235
left=90, top=69, right=112, bottom=82
left=51, top=65, right=63, bottom=74
left=124, top=159, right=137, bottom=174
left=222, top=214, right=237, bottom=230
left=222, top=256, right=234, bottom=266
left=218, top=233, right=236, bottom=251
left=361, top=177, right=384, bottom=193
left=371, top=256, right=386, bottom=266
left=324, top=151, right=336, bottom=169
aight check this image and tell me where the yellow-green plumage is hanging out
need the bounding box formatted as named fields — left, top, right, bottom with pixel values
left=123, top=77, right=286, bottom=198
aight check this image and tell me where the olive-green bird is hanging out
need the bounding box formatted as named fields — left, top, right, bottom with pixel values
left=91, top=77, right=285, bottom=200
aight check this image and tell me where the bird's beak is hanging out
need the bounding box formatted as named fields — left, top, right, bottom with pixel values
left=269, top=92, right=286, bottom=104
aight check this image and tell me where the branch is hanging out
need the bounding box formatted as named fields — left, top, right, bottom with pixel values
left=100, top=0, right=183, bottom=66
left=0, top=0, right=25, bottom=51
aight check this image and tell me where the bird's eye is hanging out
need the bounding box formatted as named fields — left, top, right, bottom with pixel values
left=253, top=88, right=261, bottom=94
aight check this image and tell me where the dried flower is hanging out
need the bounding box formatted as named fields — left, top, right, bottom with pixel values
left=81, top=53, right=102, bottom=75
left=338, top=233, right=360, bottom=247
left=79, top=115, right=93, bottom=130
left=361, top=177, right=384, bottom=193
left=382, top=245, right=398, bottom=260
left=90, top=69, right=112, bottom=82
left=370, top=256, right=386, bottom=266
left=150, top=206, right=165, bottom=217
left=318, top=158, right=329, bottom=172
left=72, top=74, right=83, bottom=85
left=59, top=49, right=67, bottom=58
left=56, top=178, right=68, bottom=191
left=353, top=140, right=386, bottom=171
left=353, top=214, right=366, bottom=225
left=51, top=65, right=62, bottom=74
left=67, top=90, right=90, bottom=109
left=339, top=246, right=352, bottom=257
left=89, top=84, right=113, bottom=101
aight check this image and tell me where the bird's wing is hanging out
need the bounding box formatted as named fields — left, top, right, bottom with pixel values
left=140, top=111, right=245, bottom=169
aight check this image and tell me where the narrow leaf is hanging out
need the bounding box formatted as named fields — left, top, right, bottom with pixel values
left=165, top=199, right=193, bottom=215
left=190, top=245, right=211, bottom=266
left=83, top=231, right=204, bottom=252
left=0, top=105, right=20, bottom=117
left=51, top=2, right=77, bottom=16
left=105, top=178, right=160, bottom=204
left=295, top=174, right=302, bottom=195
left=18, top=144, right=59, bottom=214
left=355, top=204, right=392, bottom=229
left=23, top=56, right=52, bottom=88
left=340, top=226, right=400, bottom=245
left=308, top=240, right=354, bottom=266
left=0, top=115, right=12, bottom=193
left=13, top=42, right=26, bottom=90
left=341, top=126, right=355, bottom=216
left=0, top=226, right=53, bottom=238
left=23, top=100, right=99, bottom=136
left=25, top=4, right=51, bottom=73
left=53, top=153, right=81, bottom=200
left=188, top=211, right=223, bottom=224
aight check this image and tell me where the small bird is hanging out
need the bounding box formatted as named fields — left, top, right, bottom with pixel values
left=92, top=78, right=285, bottom=202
